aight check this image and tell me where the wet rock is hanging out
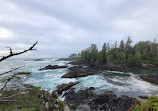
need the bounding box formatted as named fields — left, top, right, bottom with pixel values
left=67, top=88, right=75, bottom=95
left=57, top=81, right=80, bottom=91
left=65, top=90, right=137, bottom=111
left=69, top=60, right=130, bottom=71
left=65, top=90, right=94, bottom=110
left=52, top=90, right=58, bottom=98
left=139, top=74, right=158, bottom=85
left=39, top=65, right=67, bottom=71
left=87, top=87, right=95, bottom=90
left=56, top=90, right=62, bottom=96
left=34, top=59, right=44, bottom=61
left=62, top=88, right=76, bottom=97
left=62, top=66, right=94, bottom=78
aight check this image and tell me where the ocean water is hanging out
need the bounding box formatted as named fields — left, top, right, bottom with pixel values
left=0, top=58, right=158, bottom=98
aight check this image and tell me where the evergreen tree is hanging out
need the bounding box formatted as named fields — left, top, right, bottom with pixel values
left=97, top=51, right=104, bottom=63
left=90, top=44, right=98, bottom=62
left=125, top=36, right=133, bottom=59
left=107, top=43, right=110, bottom=52
left=114, top=41, right=118, bottom=48
left=102, top=43, right=107, bottom=62
left=117, top=51, right=126, bottom=64
left=119, top=40, right=125, bottom=51
left=80, top=37, right=157, bottom=66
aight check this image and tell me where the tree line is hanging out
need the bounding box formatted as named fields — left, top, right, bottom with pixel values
left=79, top=37, right=158, bottom=66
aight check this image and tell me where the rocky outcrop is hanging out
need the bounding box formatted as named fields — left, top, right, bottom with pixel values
left=62, top=66, right=94, bottom=78
left=57, top=57, right=80, bottom=61
left=139, top=74, right=158, bottom=85
left=38, top=90, right=64, bottom=111
left=34, top=59, right=44, bottom=61
left=39, top=65, right=67, bottom=71
left=65, top=90, right=137, bottom=111
left=57, top=81, right=80, bottom=91
left=69, top=61, right=130, bottom=71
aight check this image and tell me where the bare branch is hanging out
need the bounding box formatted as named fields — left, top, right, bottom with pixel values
left=0, top=70, right=30, bottom=91
left=0, top=74, right=16, bottom=91
left=0, top=41, right=38, bottom=62
left=0, top=66, right=25, bottom=76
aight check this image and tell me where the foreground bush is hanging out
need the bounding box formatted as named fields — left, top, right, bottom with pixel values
left=128, top=95, right=158, bottom=111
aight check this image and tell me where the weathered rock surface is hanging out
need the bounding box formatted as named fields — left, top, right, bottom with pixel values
left=39, top=65, right=67, bottom=71
left=69, top=60, right=158, bottom=71
left=57, top=81, right=80, bottom=91
left=62, top=66, right=94, bottom=78
left=69, top=61, right=129, bottom=71
left=38, top=90, right=64, bottom=111
left=139, top=74, right=158, bottom=85
left=65, top=90, right=137, bottom=111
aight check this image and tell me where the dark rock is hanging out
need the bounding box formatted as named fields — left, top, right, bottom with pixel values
left=65, top=90, right=137, bottom=111
left=52, top=90, right=58, bottom=98
left=87, top=87, right=95, bottom=90
left=62, top=88, right=76, bottom=98
left=139, top=96, right=149, bottom=99
left=57, top=81, right=80, bottom=91
left=57, top=57, right=80, bottom=61
left=62, top=66, right=94, bottom=78
left=56, top=90, right=62, bottom=96
left=139, top=74, right=158, bottom=85
left=67, top=88, right=75, bottom=95
left=39, top=65, right=67, bottom=71
left=65, top=90, right=94, bottom=110
left=34, top=59, right=44, bottom=61
left=62, top=92, right=68, bottom=98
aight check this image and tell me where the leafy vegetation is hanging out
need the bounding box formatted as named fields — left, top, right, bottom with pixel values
left=0, top=86, right=42, bottom=111
left=16, top=72, right=32, bottom=76
left=79, top=37, right=158, bottom=66
left=128, top=94, right=158, bottom=111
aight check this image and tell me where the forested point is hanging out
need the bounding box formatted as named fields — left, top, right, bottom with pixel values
left=70, top=37, right=158, bottom=66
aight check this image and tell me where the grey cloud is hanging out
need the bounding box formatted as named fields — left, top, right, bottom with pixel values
left=0, top=0, right=158, bottom=58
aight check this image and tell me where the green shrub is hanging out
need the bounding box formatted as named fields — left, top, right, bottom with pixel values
left=128, top=95, right=158, bottom=111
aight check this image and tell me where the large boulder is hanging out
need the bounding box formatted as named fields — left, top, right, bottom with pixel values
left=39, top=65, right=67, bottom=71
left=65, top=90, right=137, bottom=111
left=139, top=74, right=158, bottom=85
left=62, top=66, right=94, bottom=78
left=57, top=81, right=80, bottom=91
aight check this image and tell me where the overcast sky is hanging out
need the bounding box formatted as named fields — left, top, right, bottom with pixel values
left=0, top=0, right=158, bottom=58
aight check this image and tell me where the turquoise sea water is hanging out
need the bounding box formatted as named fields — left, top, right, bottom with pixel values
left=0, top=58, right=158, bottom=99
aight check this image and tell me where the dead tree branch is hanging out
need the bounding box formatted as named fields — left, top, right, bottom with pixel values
left=0, top=72, right=26, bottom=91
left=0, top=41, right=38, bottom=62
left=0, top=66, right=25, bottom=76
left=0, top=74, right=16, bottom=91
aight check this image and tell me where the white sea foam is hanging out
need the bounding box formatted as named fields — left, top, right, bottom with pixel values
left=1, top=59, right=158, bottom=97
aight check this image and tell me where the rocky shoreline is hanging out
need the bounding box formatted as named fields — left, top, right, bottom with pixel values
left=64, top=88, right=137, bottom=111
left=39, top=65, right=67, bottom=71
left=35, top=59, right=158, bottom=110
left=62, top=65, right=94, bottom=78
left=68, top=60, right=158, bottom=71
left=139, top=74, right=158, bottom=85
